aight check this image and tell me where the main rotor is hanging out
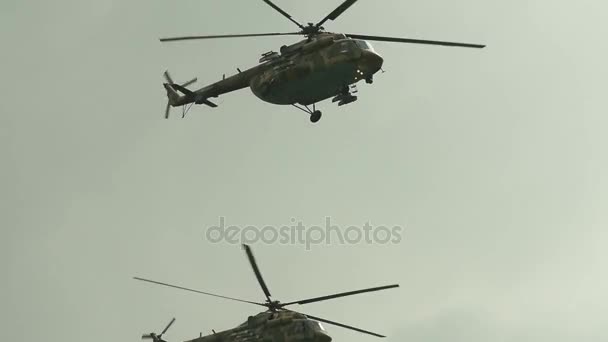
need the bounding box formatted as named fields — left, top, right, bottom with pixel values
left=259, top=0, right=354, bottom=39
left=159, top=0, right=485, bottom=49
left=134, top=244, right=399, bottom=338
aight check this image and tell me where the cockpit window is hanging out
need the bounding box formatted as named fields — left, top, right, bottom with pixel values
left=308, top=321, right=325, bottom=331
left=354, top=40, right=374, bottom=51
left=338, top=40, right=353, bottom=53
left=328, top=39, right=357, bottom=57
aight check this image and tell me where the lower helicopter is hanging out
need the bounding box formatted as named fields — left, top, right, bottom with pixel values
left=134, top=244, right=399, bottom=342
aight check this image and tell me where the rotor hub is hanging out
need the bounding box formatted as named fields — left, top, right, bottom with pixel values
left=266, top=300, right=282, bottom=310
left=301, top=23, right=323, bottom=37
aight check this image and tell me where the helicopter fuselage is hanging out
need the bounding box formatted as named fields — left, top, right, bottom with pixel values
left=186, top=312, right=331, bottom=342
left=160, top=0, right=484, bottom=121
left=170, top=34, right=383, bottom=109
left=249, top=35, right=384, bottom=105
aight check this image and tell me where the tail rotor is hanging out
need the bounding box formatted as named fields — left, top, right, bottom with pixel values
left=142, top=317, right=176, bottom=342
left=163, top=71, right=197, bottom=119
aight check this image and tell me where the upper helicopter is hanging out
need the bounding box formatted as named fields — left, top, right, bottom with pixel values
left=161, top=0, right=485, bottom=123
left=135, top=244, right=399, bottom=342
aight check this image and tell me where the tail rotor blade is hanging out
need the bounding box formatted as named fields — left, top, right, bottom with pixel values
left=161, top=318, right=176, bottom=335
left=142, top=334, right=154, bottom=339
left=164, top=71, right=175, bottom=84
left=181, top=78, right=197, bottom=87
left=164, top=71, right=174, bottom=119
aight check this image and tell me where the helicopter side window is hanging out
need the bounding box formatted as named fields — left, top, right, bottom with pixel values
left=339, top=41, right=349, bottom=53
left=339, top=41, right=354, bottom=53
left=354, top=40, right=374, bottom=51
left=309, top=321, right=325, bottom=332
left=329, top=40, right=356, bottom=57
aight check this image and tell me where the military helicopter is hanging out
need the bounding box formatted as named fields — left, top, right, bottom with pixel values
left=134, top=244, right=399, bottom=342
left=160, top=0, right=485, bottom=123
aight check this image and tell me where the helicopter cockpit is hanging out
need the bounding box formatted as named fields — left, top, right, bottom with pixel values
left=353, top=39, right=375, bottom=52
left=308, top=321, right=326, bottom=332
left=286, top=320, right=324, bottom=334
left=283, top=319, right=330, bottom=342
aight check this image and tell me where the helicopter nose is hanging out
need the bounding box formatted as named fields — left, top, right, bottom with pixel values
left=360, top=50, right=384, bottom=75
left=315, top=332, right=332, bottom=342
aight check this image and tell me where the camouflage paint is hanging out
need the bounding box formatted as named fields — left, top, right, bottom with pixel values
left=166, top=34, right=383, bottom=108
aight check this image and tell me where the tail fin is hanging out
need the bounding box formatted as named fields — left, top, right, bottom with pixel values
left=162, top=70, right=197, bottom=118
left=164, top=83, right=182, bottom=105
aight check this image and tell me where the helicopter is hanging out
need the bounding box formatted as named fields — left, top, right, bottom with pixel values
left=160, top=0, right=485, bottom=123
left=134, top=244, right=399, bottom=342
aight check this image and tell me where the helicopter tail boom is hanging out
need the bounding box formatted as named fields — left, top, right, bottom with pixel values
left=170, top=83, right=218, bottom=108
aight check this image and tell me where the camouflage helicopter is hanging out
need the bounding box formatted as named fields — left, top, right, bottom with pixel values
left=134, top=244, right=399, bottom=342
left=161, top=0, right=485, bottom=123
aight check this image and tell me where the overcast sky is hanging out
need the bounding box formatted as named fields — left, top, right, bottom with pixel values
left=2, top=1, right=607, bottom=342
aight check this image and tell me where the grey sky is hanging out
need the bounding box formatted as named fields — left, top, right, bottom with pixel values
left=2, top=1, right=607, bottom=342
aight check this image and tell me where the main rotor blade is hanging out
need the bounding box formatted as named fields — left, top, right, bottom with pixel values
left=281, top=284, right=399, bottom=306
left=316, top=0, right=359, bottom=28
left=160, top=32, right=301, bottom=42
left=292, top=311, right=386, bottom=338
left=261, top=0, right=304, bottom=29
left=133, top=277, right=265, bottom=307
left=242, top=244, right=273, bottom=303
left=161, top=318, right=175, bottom=335
left=345, top=34, right=486, bottom=48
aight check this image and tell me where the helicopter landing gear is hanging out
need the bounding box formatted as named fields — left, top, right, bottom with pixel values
left=292, top=103, right=322, bottom=123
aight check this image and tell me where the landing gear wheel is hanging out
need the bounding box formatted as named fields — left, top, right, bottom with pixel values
left=292, top=103, right=322, bottom=123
